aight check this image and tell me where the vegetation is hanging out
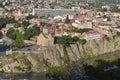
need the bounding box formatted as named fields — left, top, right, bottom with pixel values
left=6, top=28, right=25, bottom=48
left=40, top=21, right=46, bottom=26
left=12, top=52, right=19, bottom=57
left=26, top=14, right=38, bottom=20
left=79, top=39, right=87, bottom=45
left=0, top=17, right=17, bottom=30
left=46, top=53, right=120, bottom=80
left=14, top=66, right=24, bottom=71
left=46, top=65, right=69, bottom=80
left=63, top=46, right=70, bottom=64
left=22, top=20, right=30, bottom=27
left=6, top=28, right=16, bottom=40
left=105, top=36, right=111, bottom=41
left=54, top=35, right=87, bottom=46
left=117, top=32, right=120, bottom=36
left=69, top=28, right=90, bottom=34
left=54, top=36, right=74, bottom=46
left=65, top=15, right=70, bottom=24
left=24, top=24, right=40, bottom=40
left=6, top=24, right=40, bottom=47
left=23, top=59, right=32, bottom=67
left=13, top=30, right=25, bottom=48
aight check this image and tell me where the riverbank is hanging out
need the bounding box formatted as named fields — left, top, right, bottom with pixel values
left=0, top=50, right=120, bottom=80
left=79, top=50, right=120, bottom=65
left=45, top=49, right=120, bottom=80
left=0, top=52, right=47, bottom=73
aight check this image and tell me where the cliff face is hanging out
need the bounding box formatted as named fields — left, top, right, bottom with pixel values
left=40, top=36, right=120, bottom=66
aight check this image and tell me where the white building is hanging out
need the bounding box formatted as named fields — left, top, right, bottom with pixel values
left=83, top=31, right=101, bottom=40
left=72, top=20, right=92, bottom=29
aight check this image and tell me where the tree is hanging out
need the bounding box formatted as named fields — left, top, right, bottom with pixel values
left=54, top=36, right=75, bottom=46
left=73, top=36, right=79, bottom=42
left=65, top=15, right=70, bottom=24
left=32, top=25, right=40, bottom=35
left=107, top=17, right=111, bottom=21
left=70, top=28, right=90, bottom=34
left=0, top=17, right=17, bottom=30
left=26, top=14, right=38, bottom=20
left=22, top=20, right=30, bottom=27
left=24, top=25, right=40, bottom=40
left=24, top=28, right=33, bottom=40
left=6, top=28, right=16, bottom=40
left=13, top=32, right=25, bottom=48
left=40, top=22, right=45, bottom=26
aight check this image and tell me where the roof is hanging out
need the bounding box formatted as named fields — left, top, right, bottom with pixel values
left=84, top=30, right=99, bottom=35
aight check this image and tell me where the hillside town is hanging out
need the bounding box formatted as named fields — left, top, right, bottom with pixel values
left=0, top=0, right=120, bottom=47
left=0, top=0, right=120, bottom=79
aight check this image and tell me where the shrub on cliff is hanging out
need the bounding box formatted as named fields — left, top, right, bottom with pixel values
left=46, top=65, right=69, bottom=80
left=54, top=36, right=74, bottom=46
left=79, top=39, right=87, bottom=45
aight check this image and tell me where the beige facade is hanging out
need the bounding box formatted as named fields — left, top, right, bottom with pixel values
left=37, top=33, right=54, bottom=46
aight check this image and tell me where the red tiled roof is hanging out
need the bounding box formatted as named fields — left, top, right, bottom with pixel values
left=85, top=30, right=99, bottom=35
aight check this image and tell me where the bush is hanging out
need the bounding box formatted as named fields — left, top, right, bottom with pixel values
left=46, top=65, right=69, bottom=79
left=24, top=25, right=40, bottom=40
left=12, top=52, right=19, bottom=57
left=79, top=39, right=87, bottom=45
left=69, top=28, right=90, bottom=34
left=117, top=32, right=120, bottom=36
left=54, top=36, right=74, bottom=46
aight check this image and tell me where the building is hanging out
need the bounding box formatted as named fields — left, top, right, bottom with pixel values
left=37, top=33, right=54, bottom=46
left=33, top=8, right=76, bottom=17
left=83, top=30, right=101, bottom=40
left=93, top=21, right=111, bottom=36
left=72, top=20, right=92, bottom=29
left=0, top=8, right=4, bottom=15
left=55, top=28, right=67, bottom=36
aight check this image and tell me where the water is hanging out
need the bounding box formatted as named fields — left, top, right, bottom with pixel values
left=0, top=73, right=50, bottom=80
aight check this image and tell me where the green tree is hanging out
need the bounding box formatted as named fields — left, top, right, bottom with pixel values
left=70, top=28, right=90, bottom=34
left=6, top=28, right=16, bottom=40
left=22, top=20, right=30, bottom=27
left=65, top=15, right=70, bottom=24
left=73, top=36, right=79, bottom=42
left=0, top=17, right=17, bottom=30
left=26, top=14, right=38, bottom=20
left=24, top=25, right=40, bottom=40
left=24, top=28, right=33, bottom=40
left=13, top=32, right=25, bottom=48
left=107, top=17, right=111, bottom=21
left=32, top=25, right=40, bottom=35
left=55, top=36, right=74, bottom=46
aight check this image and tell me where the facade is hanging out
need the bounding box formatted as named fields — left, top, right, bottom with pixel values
left=72, top=20, right=92, bottom=29
left=93, top=21, right=112, bottom=36
left=0, top=8, right=4, bottom=15
left=83, top=31, right=101, bottom=40
left=37, top=33, right=54, bottom=46
left=33, top=8, right=76, bottom=17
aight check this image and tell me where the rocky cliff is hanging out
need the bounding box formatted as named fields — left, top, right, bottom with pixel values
left=40, top=36, right=120, bottom=66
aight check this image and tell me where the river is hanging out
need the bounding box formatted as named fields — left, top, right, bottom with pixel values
left=0, top=72, right=50, bottom=80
